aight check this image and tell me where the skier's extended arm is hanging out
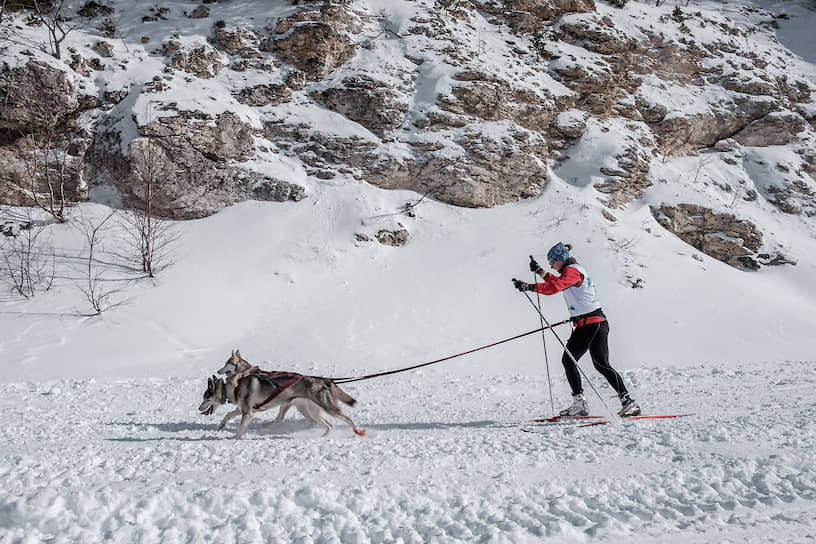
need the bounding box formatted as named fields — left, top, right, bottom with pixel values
left=531, top=265, right=582, bottom=295
left=512, top=261, right=582, bottom=295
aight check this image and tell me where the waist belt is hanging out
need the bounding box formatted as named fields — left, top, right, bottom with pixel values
left=572, top=316, right=605, bottom=327
left=571, top=308, right=606, bottom=328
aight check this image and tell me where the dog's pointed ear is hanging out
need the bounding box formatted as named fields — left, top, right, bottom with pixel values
left=235, top=349, right=241, bottom=358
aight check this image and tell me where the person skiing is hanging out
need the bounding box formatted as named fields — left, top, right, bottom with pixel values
left=512, top=242, right=641, bottom=417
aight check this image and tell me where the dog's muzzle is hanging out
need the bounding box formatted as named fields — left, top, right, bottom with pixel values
left=200, top=404, right=214, bottom=416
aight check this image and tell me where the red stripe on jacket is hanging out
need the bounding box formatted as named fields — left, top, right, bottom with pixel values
left=532, top=265, right=583, bottom=296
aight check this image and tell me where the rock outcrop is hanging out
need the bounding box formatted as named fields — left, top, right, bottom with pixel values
left=367, top=124, right=547, bottom=208
left=0, top=61, right=78, bottom=134
left=650, top=203, right=791, bottom=270
left=97, top=111, right=305, bottom=219
left=652, top=97, right=779, bottom=156
left=0, top=59, right=90, bottom=207
left=260, top=6, right=360, bottom=80
left=311, top=76, right=409, bottom=137
left=733, top=111, right=807, bottom=147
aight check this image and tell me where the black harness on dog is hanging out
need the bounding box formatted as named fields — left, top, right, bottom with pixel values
left=253, top=372, right=304, bottom=411
left=233, top=370, right=305, bottom=411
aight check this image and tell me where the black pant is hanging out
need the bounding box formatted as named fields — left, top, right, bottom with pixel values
left=562, top=321, right=628, bottom=397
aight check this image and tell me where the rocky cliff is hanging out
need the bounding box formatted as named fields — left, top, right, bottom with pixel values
left=0, top=0, right=814, bottom=268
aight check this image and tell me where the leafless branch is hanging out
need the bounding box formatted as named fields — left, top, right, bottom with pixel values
left=0, top=208, right=55, bottom=298
left=31, top=0, right=77, bottom=60
left=20, top=126, right=73, bottom=223
left=74, top=210, right=126, bottom=314
left=117, top=104, right=180, bottom=278
left=115, top=209, right=179, bottom=278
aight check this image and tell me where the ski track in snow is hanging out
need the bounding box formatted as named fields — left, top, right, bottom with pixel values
left=1, top=361, right=814, bottom=543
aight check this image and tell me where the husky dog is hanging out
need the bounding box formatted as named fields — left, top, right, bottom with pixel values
left=199, top=351, right=365, bottom=439
left=216, top=349, right=260, bottom=386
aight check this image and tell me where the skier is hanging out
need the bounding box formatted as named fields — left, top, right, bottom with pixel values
left=512, top=242, right=641, bottom=417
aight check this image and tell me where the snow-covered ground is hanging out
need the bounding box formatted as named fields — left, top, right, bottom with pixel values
left=2, top=0, right=816, bottom=541
left=1, top=359, right=814, bottom=542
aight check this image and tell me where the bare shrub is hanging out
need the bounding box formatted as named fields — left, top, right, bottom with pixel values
left=14, top=90, right=88, bottom=223
left=74, top=210, right=126, bottom=314
left=20, top=127, right=74, bottom=223
left=30, top=0, right=78, bottom=60
left=0, top=208, right=55, bottom=298
left=117, top=124, right=179, bottom=278
left=117, top=207, right=178, bottom=279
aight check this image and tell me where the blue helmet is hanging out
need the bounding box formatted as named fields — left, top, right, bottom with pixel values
left=547, top=242, right=570, bottom=262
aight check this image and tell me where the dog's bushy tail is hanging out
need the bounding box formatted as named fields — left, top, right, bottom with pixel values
left=331, top=382, right=357, bottom=406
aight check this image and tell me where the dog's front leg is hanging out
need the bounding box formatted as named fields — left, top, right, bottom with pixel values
left=217, top=408, right=241, bottom=431
left=232, top=412, right=254, bottom=439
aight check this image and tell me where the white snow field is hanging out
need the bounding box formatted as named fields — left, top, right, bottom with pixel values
left=0, top=359, right=814, bottom=543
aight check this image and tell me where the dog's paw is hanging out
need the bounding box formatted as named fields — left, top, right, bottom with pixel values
left=354, top=428, right=367, bottom=437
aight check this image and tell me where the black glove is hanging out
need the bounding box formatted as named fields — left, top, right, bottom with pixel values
left=512, top=278, right=533, bottom=292
left=529, top=256, right=543, bottom=275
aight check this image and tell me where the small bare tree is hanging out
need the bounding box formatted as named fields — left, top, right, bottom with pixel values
left=21, top=127, right=72, bottom=223
left=120, top=206, right=178, bottom=278
left=692, top=154, right=712, bottom=184
left=0, top=208, right=55, bottom=298
left=102, top=103, right=180, bottom=279
left=119, top=134, right=178, bottom=278
left=75, top=210, right=125, bottom=314
left=31, top=0, right=76, bottom=60
left=15, top=91, right=88, bottom=224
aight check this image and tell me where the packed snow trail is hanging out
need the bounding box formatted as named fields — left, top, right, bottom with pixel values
left=1, top=360, right=814, bottom=543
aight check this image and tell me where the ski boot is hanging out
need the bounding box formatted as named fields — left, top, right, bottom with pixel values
left=618, top=394, right=641, bottom=417
left=559, top=393, right=588, bottom=417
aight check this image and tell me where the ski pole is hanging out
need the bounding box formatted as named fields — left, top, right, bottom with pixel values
left=519, top=290, right=615, bottom=418
left=532, top=263, right=555, bottom=416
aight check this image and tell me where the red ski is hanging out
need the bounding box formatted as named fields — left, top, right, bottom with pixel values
left=531, top=415, right=604, bottom=423
left=524, top=413, right=693, bottom=431
left=575, top=414, right=693, bottom=427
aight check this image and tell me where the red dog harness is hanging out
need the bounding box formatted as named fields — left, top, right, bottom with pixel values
left=248, top=371, right=305, bottom=411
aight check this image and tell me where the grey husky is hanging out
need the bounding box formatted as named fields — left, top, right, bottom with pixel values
left=199, top=350, right=366, bottom=439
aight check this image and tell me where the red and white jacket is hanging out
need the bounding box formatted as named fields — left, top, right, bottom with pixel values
left=532, top=260, right=605, bottom=327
